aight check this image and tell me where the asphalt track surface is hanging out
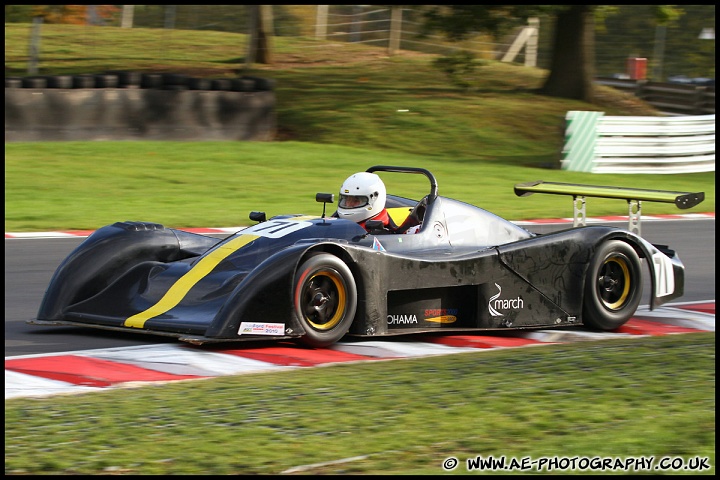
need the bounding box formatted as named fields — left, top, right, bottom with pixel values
left=5, top=216, right=715, bottom=399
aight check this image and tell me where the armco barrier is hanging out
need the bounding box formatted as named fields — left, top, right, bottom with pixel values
left=5, top=73, right=276, bottom=142
left=561, top=111, right=715, bottom=174
left=595, top=77, right=715, bottom=116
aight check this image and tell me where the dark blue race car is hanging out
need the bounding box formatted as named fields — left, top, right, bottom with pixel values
left=30, top=166, right=702, bottom=348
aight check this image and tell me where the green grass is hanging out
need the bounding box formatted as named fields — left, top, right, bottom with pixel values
left=5, top=141, right=715, bottom=231
left=4, top=24, right=715, bottom=475
left=4, top=334, right=715, bottom=475
left=4, top=23, right=714, bottom=232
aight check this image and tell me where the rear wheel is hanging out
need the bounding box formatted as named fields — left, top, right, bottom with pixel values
left=293, top=254, right=357, bottom=348
left=582, top=240, right=643, bottom=330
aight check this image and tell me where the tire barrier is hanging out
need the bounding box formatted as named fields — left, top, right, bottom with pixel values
left=5, top=72, right=277, bottom=141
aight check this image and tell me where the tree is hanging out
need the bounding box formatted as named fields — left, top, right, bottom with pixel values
left=420, top=5, right=595, bottom=101
left=421, top=5, right=689, bottom=103
left=539, top=5, right=595, bottom=101
left=246, top=5, right=274, bottom=66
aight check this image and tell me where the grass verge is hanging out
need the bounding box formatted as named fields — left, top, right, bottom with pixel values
left=4, top=333, right=715, bottom=475
left=5, top=141, right=714, bottom=232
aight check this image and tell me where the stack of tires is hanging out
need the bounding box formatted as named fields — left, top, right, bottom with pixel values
left=5, top=72, right=275, bottom=91
left=5, top=71, right=277, bottom=142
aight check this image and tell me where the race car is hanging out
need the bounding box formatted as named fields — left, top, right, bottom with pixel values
left=30, top=165, right=704, bottom=348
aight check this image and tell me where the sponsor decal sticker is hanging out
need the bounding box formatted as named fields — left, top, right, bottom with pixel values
left=387, top=314, right=418, bottom=325
left=239, top=322, right=285, bottom=336
left=372, top=237, right=386, bottom=252
left=424, top=308, right=458, bottom=323
left=651, top=251, right=675, bottom=296
left=488, top=283, right=524, bottom=317
left=241, top=218, right=313, bottom=238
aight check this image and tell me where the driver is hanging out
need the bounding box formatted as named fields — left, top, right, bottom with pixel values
left=335, top=172, right=397, bottom=232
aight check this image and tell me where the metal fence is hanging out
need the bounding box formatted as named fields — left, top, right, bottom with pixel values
left=596, top=77, right=715, bottom=116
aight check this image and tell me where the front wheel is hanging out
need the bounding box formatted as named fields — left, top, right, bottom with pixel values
left=582, top=240, right=643, bottom=330
left=293, top=254, right=357, bottom=348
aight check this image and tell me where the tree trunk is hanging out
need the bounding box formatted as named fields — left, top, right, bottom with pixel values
left=255, top=5, right=274, bottom=65
left=540, top=5, right=595, bottom=102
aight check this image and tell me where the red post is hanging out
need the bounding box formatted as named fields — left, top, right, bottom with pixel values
left=626, top=57, right=647, bottom=80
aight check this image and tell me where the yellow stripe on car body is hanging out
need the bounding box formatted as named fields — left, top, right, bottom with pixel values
left=124, top=234, right=259, bottom=328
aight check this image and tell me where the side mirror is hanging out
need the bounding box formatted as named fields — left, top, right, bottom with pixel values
left=316, top=193, right=335, bottom=218
left=249, top=211, right=267, bottom=223
left=316, top=193, right=334, bottom=204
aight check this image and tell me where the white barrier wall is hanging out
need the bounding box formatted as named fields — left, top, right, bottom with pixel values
left=561, top=111, right=715, bottom=174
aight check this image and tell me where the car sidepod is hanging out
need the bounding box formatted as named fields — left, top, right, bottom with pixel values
left=344, top=225, right=684, bottom=337
left=497, top=225, right=684, bottom=330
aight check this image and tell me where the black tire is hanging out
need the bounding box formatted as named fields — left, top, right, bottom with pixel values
left=47, top=75, right=73, bottom=88
left=582, top=240, right=643, bottom=330
left=107, top=70, right=141, bottom=88
left=211, top=78, right=232, bottom=91
left=21, top=76, right=47, bottom=88
left=188, top=77, right=211, bottom=90
left=161, top=73, right=188, bottom=90
left=73, top=75, right=95, bottom=88
left=94, top=74, right=118, bottom=88
left=231, top=77, right=255, bottom=92
left=293, top=254, right=357, bottom=348
left=141, top=73, right=163, bottom=89
left=242, top=75, right=276, bottom=91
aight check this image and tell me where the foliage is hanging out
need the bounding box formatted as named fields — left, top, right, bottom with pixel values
left=431, top=50, right=485, bottom=91
left=595, top=5, right=714, bottom=79
left=30, top=5, right=120, bottom=25
left=418, top=5, right=598, bottom=101
left=419, top=5, right=560, bottom=40
left=652, top=5, right=685, bottom=25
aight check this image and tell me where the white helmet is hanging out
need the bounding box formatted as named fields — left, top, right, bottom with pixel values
left=337, top=172, right=387, bottom=223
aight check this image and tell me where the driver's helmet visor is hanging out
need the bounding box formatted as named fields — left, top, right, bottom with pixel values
left=339, top=194, right=369, bottom=209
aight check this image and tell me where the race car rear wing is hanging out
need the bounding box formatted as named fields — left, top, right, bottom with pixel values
left=514, top=180, right=704, bottom=235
